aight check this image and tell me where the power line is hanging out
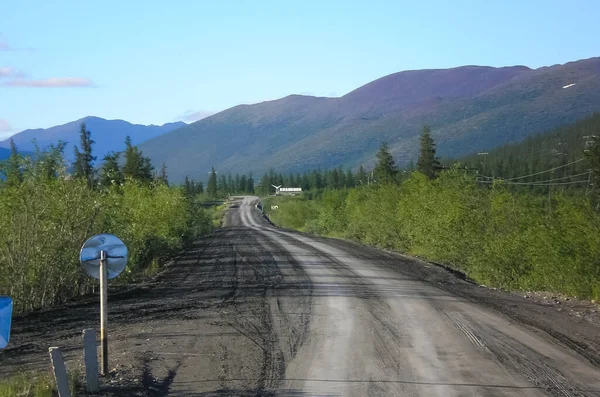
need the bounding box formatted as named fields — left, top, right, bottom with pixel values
left=477, top=179, right=589, bottom=186
left=478, top=158, right=586, bottom=181
left=508, top=171, right=591, bottom=184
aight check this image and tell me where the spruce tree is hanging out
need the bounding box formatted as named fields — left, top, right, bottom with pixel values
left=345, top=169, right=354, bottom=188
left=373, top=142, right=398, bottom=184
left=356, top=165, right=368, bottom=185
left=247, top=173, right=255, bottom=194
left=4, top=139, right=23, bottom=186
left=123, top=136, right=154, bottom=182
left=234, top=174, right=241, bottom=193
left=417, top=125, right=441, bottom=179
left=73, top=122, right=96, bottom=188
left=218, top=175, right=228, bottom=195
left=585, top=136, right=600, bottom=207
left=99, top=152, right=123, bottom=187
left=227, top=174, right=234, bottom=194
left=239, top=174, right=248, bottom=193
left=207, top=167, right=218, bottom=197
left=157, top=163, right=169, bottom=186
left=196, top=181, right=204, bottom=194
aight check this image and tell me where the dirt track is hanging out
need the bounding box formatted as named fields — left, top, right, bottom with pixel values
left=2, top=196, right=600, bottom=396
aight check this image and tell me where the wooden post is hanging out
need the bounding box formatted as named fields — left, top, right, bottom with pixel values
left=82, top=329, right=99, bottom=392
left=49, top=347, right=71, bottom=397
left=100, top=250, right=108, bottom=376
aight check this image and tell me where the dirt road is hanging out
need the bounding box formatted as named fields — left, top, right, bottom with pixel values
left=3, top=196, right=600, bottom=396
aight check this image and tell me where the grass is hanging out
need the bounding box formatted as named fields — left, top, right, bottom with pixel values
left=208, top=200, right=228, bottom=228
left=0, top=369, right=82, bottom=397
left=0, top=373, right=55, bottom=397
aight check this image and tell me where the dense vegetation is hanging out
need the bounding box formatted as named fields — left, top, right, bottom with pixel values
left=264, top=122, right=600, bottom=300
left=455, top=112, right=600, bottom=198
left=0, top=124, right=215, bottom=313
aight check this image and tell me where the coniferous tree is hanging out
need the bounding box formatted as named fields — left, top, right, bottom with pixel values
left=310, top=170, right=323, bottom=190
left=234, top=174, right=241, bottom=193
left=337, top=166, right=346, bottom=188
left=73, top=122, right=96, bottom=188
left=157, top=163, right=169, bottom=186
left=227, top=174, right=234, bottom=194
left=417, top=125, right=441, bottom=180
left=207, top=167, right=218, bottom=197
left=218, top=174, right=227, bottom=195
left=345, top=169, right=354, bottom=188
left=356, top=165, right=368, bottom=185
left=300, top=173, right=310, bottom=191
left=247, top=173, right=255, bottom=194
left=38, top=142, right=67, bottom=181
left=373, top=142, right=398, bottom=184
left=196, top=181, right=204, bottom=194
left=184, top=176, right=196, bottom=196
left=239, top=174, right=248, bottom=193
left=585, top=136, right=600, bottom=207
left=3, top=138, right=23, bottom=186
left=99, top=152, right=123, bottom=187
left=123, top=136, right=154, bottom=182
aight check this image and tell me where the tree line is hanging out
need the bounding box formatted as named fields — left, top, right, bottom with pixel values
left=182, top=168, right=256, bottom=197
left=258, top=117, right=600, bottom=207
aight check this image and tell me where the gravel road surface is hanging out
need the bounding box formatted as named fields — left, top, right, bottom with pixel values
left=2, top=196, right=600, bottom=396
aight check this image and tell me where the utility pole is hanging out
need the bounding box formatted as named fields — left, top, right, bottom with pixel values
left=477, top=152, right=489, bottom=183
left=548, top=140, right=567, bottom=212
left=584, top=136, right=598, bottom=195
left=477, top=152, right=489, bottom=171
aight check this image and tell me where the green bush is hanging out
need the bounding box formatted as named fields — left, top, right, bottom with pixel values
left=264, top=170, right=600, bottom=300
left=0, top=177, right=213, bottom=313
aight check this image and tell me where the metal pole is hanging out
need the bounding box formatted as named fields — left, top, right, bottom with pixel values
left=100, top=250, right=108, bottom=376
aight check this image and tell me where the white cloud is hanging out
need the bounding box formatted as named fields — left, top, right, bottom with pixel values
left=179, top=110, right=217, bottom=122
left=0, top=119, right=13, bottom=135
left=3, top=77, right=95, bottom=88
left=0, top=40, right=12, bottom=51
left=0, top=67, right=27, bottom=78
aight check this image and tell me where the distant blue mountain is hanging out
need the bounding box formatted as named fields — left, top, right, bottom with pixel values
left=0, top=147, right=11, bottom=161
left=0, top=117, right=186, bottom=162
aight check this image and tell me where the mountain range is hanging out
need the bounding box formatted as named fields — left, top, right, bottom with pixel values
left=0, top=117, right=186, bottom=162
left=2, top=57, right=599, bottom=182
left=0, top=147, right=11, bottom=161
left=138, top=57, right=600, bottom=182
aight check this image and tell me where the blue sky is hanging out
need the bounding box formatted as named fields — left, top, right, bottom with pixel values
left=1, top=0, right=599, bottom=138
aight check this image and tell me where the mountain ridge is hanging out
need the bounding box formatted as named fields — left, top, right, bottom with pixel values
left=140, top=57, right=600, bottom=182
left=0, top=117, right=186, bottom=161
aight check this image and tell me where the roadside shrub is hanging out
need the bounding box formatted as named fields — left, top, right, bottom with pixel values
left=0, top=178, right=212, bottom=313
left=265, top=170, right=600, bottom=300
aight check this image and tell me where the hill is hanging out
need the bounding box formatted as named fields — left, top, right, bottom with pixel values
left=139, top=57, right=600, bottom=182
left=0, top=117, right=186, bottom=162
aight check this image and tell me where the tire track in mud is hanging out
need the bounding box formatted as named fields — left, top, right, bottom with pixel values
left=211, top=224, right=312, bottom=394
left=436, top=307, right=598, bottom=397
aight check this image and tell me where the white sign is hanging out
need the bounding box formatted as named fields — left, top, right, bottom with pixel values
left=280, top=187, right=302, bottom=192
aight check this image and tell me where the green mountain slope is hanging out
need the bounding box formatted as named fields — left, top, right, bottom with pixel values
left=140, top=58, right=600, bottom=182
